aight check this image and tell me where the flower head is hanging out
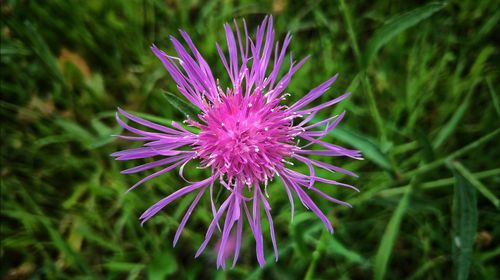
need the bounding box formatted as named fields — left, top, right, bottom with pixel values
left=113, top=16, right=361, bottom=269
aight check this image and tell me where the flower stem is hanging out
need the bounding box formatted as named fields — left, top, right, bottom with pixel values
left=304, top=229, right=328, bottom=280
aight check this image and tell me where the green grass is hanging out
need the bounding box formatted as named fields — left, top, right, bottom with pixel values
left=1, top=0, right=499, bottom=279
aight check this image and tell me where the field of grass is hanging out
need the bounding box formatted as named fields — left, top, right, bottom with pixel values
left=1, top=0, right=499, bottom=279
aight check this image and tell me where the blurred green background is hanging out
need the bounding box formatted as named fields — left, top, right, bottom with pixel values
left=1, top=0, right=499, bottom=279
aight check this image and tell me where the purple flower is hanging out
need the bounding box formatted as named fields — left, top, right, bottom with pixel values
left=113, top=16, right=361, bottom=269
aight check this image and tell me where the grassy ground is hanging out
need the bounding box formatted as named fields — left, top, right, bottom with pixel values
left=1, top=0, right=499, bottom=279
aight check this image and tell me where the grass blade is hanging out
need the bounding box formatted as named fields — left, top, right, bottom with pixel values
left=326, top=235, right=368, bottom=265
left=364, top=2, right=446, bottom=66
left=162, top=91, right=200, bottom=119
left=339, top=0, right=362, bottom=65
left=131, top=112, right=173, bottom=126
left=378, top=168, right=500, bottom=197
left=416, top=127, right=435, bottom=163
left=449, top=163, right=478, bottom=280
left=339, top=0, right=387, bottom=143
left=55, top=118, right=94, bottom=145
left=374, top=186, right=412, bottom=280
left=408, top=256, right=447, bottom=280
left=433, top=46, right=494, bottom=149
left=404, top=128, right=500, bottom=178
left=452, top=161, right=499, bottom=209
left=486, top=76, right=500, bottom=117
left=333, top=126, right=393, bottom=171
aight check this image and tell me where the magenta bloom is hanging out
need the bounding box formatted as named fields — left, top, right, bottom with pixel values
left=113, top=16, right=361, bottom=268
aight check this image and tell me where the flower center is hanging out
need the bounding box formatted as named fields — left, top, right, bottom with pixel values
left=194, top=94, right=293, bottom=184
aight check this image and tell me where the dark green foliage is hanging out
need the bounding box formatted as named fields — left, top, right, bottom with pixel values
left=1, top=0, right=499, bottom=279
